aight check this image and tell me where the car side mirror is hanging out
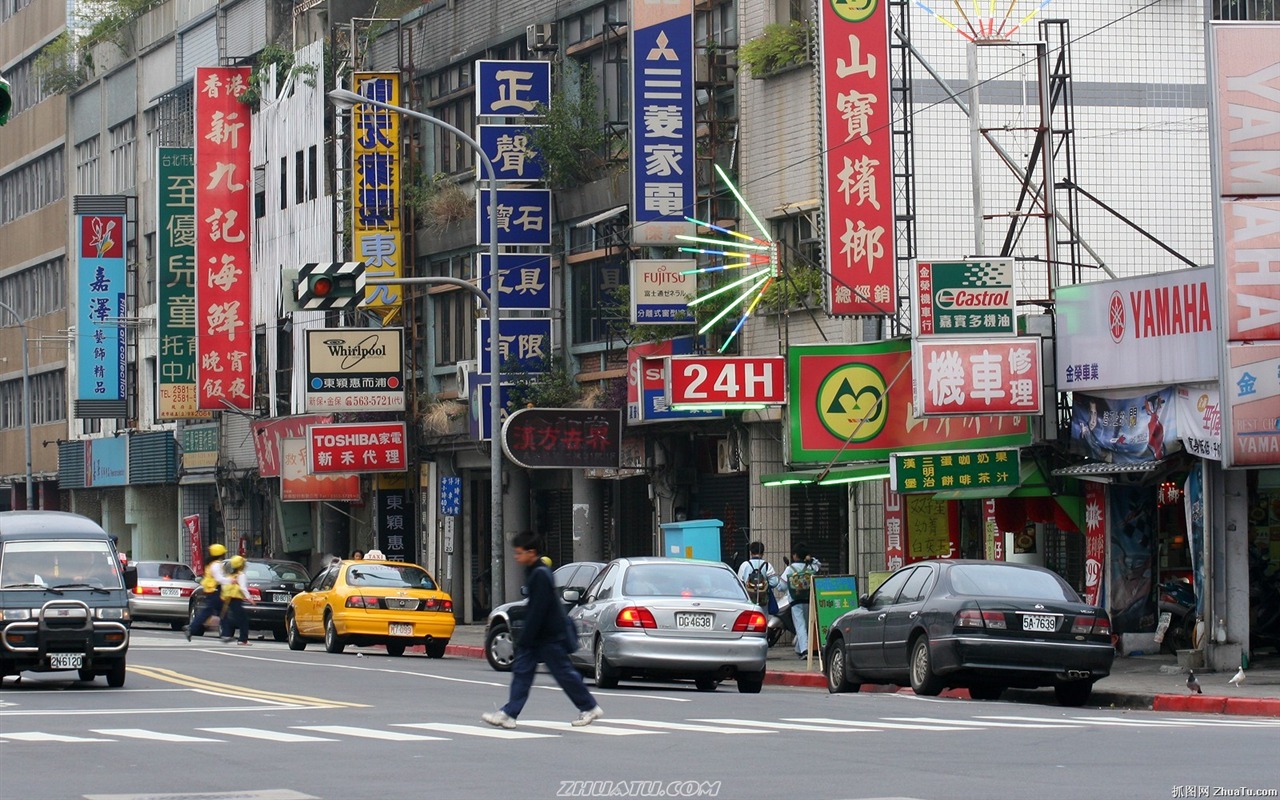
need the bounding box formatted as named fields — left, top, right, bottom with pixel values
left=562, top=588, right=581, bottom=604
left=123, top=565, right=138, bottom=591
left=858, top=593, right=870, bottom=609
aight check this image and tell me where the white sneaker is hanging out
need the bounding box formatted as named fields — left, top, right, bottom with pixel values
left=481, top=710, right=516, bottom=729
left=572, top=706, right=604, bottom=727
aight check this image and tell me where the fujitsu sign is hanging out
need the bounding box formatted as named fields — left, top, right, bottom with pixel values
left=1056, top=266, right=1218, bottom=392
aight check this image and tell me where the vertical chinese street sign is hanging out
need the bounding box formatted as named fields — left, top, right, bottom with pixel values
left=820, top=0, right=895, bottom=315
left=353, top=73, right=403, bottom=322
left=630, top=0, right=695, bottom=245
left=476, top=187, right=552, bottom=246
left=475, top=60, right=551, bottom=117
left=477, top=253, right=552, bottom=311
left=478, top=124, right=545, bottom=182
left=477, top=317, right=551, bottom=374
left=883, top=483, right=905, bottom=571
left=156, top=148, right=208, bottom=420
left=73, top=200, right=127, bottom=418
left=375, top=473, right=415, bottom=563
left=194, top=67, right=254, bottom=411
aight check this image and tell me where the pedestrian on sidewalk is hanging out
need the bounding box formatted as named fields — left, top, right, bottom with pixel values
left=186, top=543, right=228, bottom=641
left=218, top=555, right=254, bottom=645
left=779, top=544, right=821, bottom=659
left=482, top=531, right=603, bottom=730
left=737, top=541, right=778, bottom=614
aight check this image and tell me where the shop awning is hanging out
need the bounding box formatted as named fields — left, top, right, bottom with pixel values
left=761, top=463, right=890, bottom=487
left=1051, top=459, right=1168, bottom=478
left=932, top=461, right=1051, bottom=500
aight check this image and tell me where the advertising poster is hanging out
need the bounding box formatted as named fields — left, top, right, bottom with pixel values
left=1108, top=484, right=1156, bottom=634
left=905, top=494, right=957, bottom=561
left=1070, top=387, right=1179, bottom=465
left=185, top=515, right=203, bottom=576
left=1083, top=481, right=1106, bottom=608
left=813, top=576, right=858, bottom=648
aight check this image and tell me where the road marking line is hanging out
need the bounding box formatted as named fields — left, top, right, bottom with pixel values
left=1069, top=716, right=1270, bottom=728
left=785, top=717, right=982, bottom=731
left=198, top=727, right=338, bottom=742
left=292, top=725, right=447, bottom=741
left=689, top=718, right=880, bottom=732
left=395, top=722, right=554, bottom=740
left=884, top=716, right=1082, bottom=729
left=90, top=728, right=223, bottom=742
left=602, top=719, right=765, bottom=734
left=129, top=666, right=365, bottom=709
left=518, top=720, right=660, bottom=736
left=0, top=732, right=112, bottom=742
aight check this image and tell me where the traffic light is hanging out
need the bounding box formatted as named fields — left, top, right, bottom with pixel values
left=0, top=76, right=12, bottom=126
left=306, top=272, right=358, bottom=299
left=296, top=262, right=366, bottom=309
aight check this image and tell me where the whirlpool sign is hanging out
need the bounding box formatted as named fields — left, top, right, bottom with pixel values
left=305, top=328, right=405, bottom=412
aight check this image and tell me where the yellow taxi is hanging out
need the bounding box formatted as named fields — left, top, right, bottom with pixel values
left=285, top=557, right=455, bottom=657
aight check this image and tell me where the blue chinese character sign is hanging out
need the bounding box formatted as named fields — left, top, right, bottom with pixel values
left=470, top=380, right=516, bottom=441
left=477, top=188, right=553, bottom=246
left=477, top=253, right=552, bottom=310
left=76, top=208, right=128, bottom=413
left=476, top=60, right=551, bottom=117
left=440, top=475, right=462, bottom=516
left=479, top=124, right=545, bottom=182
left=477, top=318, right=552, bottom=374
left=630, top=0, right=695, bottom=245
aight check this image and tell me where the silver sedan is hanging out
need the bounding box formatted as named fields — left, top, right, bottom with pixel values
left=566, top=557, right=769, bottom=693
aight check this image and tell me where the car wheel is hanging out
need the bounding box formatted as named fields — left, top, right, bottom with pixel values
left=78, top=668, right=96, bottom=683
left=485, top=621, right=515, bottom=672
left=969, top=684, right=1005, bottom=701
left=170, top=621, right=185, bottom=631
left=385, top=641, right=407, bottom=657
left=1054, top=679, right=1093, bottom=707
left=425, top=640, right=448, bottom=659
left=286, top=615, right=307, bottom=651
left=825, top=636, right=857, bottom=694
left=766, top=626, right=782, bottom=648
left=272, top=626, right=288, bottom=643
left=594, top=640, right=620, bottom=689
left=694, top=675, right=718, bottom=692
left=737, top=670, right=765, bottom=694
left=909, top=636, right=944, bottom=696
left=324, top=615, right=345, bottom=654
left=106, top=659, right=126, bottom=688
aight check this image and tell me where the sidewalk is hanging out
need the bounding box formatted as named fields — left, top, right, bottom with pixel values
left=442, top=624, right=1280, bottom=717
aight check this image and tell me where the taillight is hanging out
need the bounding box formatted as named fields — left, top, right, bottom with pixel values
left=956, top=609, right=1006, bottom=629
left=733, top=610, right=767, bottom=632
left=345, top=595, right=381, bottom=609
left=1071, top=615, right=1111, bottom=636
left=615, top=607, right=657, bottom=628
left=423, top=597, right=454, bottom=612
left=247, top=587, right=262, bottom=602
left=1092, top=616, right=1111, bottom=637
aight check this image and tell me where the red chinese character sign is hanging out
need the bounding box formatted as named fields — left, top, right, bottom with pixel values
left=666, top=356, right=786, bottom=409
left=883, top=484, right=905, bottom=571
left=820, top=0, right=895, bottom=315
left=502, top=408, right=623, bottom=470
left=194, top=67, right=254, bottom=411
left=912, top=338, right=1043, bottom=416
left=308, top=422, right=408, bottom=474
left=1083, top=481, right=1105, bottom=607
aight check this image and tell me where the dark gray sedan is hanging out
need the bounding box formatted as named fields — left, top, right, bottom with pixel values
left=824, top=560, right=1114, bottom=706
left=484, top=561, right=604, bottom=671
left=567, top=557, right=769, bottom=693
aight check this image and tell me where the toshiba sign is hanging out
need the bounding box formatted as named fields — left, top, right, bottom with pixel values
left=1056, top=267, right=1218, bottom=392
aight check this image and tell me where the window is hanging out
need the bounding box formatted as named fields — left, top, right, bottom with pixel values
left=572, top=259, right=627, bottom=345
left=948, top=564, right=1078, bottom=601
left=144, top=107, right=161, bottom=180
left=421, top=63, right=476, bottom=176
left=898, top=566, right=935, bottom=603
left=0, top=258, right=67, bottom=321
left=109, top=119, right=136, bottom=192
left=775, top=0, right=811, bottom=24
left=308, top=145, right=318, bottom=200
left=75, top=136, right=100, bottom=196
left=0, top=149, right=66, bottom=224
left=0, top=370, right=67, bottom=429
left=1, top=0, right=33, bottom=24
left=771, top=211, right=821, bottom=270
left=3, top=50, right=54, bottom=121
left=869, top=568, right=914, bottom=609
left=294, top=150, right=305, bottom=205
left=279, top=157, right=287, bottom=210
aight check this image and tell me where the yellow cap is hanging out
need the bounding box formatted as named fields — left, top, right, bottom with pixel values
left=228, top=555, right=246, bottom=570
left=209, top=543, right=227, bottom=557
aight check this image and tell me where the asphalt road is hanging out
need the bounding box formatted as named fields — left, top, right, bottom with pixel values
left=2, top=624, right=1279, bottom=800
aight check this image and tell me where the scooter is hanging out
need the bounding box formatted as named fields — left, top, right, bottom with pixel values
left=1156, top=578, right=1197, bottom=654
left=767, top=594, right=794, bottom=648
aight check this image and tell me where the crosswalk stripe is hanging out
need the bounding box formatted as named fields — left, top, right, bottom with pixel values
left=981, top=715, right=1194, bottom=728
left=689, top=718, right=878, bottom=732
left=0, top=732, right=112, bottom=742
left=395, top=723, right=555, bottom=740
left=785, top=717, right=982, bottom=731
left=518, top=720, right=660, bottom=736
left=91, top=728, right=223, bottom=742
left=602, top=718, right=765, bottom=734
left=293, top=725, right=448, bottom=741
left=198, top=727, right=338, bottom=742
left=886, top=716, right=1083, bottom=729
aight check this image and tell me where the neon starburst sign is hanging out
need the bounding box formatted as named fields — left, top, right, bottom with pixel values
left=675, top=165, right=781, bottom=353
left=914, top=0, right=1054, bottom=42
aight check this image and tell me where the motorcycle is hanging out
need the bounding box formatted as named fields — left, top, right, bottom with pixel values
left=766, top=593, right=794, bottom=648
left=1156, top=577, right=1197, bottom=654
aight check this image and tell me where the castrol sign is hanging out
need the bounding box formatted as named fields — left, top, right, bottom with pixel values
left=913, top=260, right=1016, bottom=337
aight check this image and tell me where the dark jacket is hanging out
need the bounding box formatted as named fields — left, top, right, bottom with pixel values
left=518, top=561, right=568, bottom=648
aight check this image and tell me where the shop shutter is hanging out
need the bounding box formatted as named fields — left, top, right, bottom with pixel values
left=789, top=484, right=848, bottom=571
left=224, top=0, right=267, bottom=61
left=57, top=441, right=86, bottom=489
left=178, top=17, right=218, bottom=85
left=128, top=431, right=179, bottom=484
left=691, top=473, right=750, bottom=566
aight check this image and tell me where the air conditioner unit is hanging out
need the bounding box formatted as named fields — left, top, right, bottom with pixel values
left=527, top=23, right=557, bottom=52
left=717, top=438, right=747, bottom=474
left=456, top=359, right=478, bottom=396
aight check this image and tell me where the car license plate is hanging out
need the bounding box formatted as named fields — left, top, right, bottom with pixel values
left=272, top=593, right=290, bottom=604
left=160, top=587, right=181, bottom=597
left=49, top=653, right=83, bottom=669
left=389, top=623, right=414, bottom=637
left=675, top=612, right=713, bottom=630
left=1022, top=614, right=1058, bottom=632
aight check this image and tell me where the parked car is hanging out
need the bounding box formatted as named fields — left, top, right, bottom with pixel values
left=286, top=557, right=455, bottom=657
left=128, top=560, right=199, bottom=629
left=566, top=557, right=769, bottom=693
left=187, top=557, right=310, bottom=641
left=823, top=560, right=1114, bottom=706
left=484, top=560, right=604, bottom=671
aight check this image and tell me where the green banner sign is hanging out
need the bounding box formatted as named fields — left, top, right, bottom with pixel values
left=890, top=448, right=1020, bottom=493
left=814, top=575, right=858, bottom=648
left=156, top=148, right=207, bottom=420
left=914, top=259, right=1016, bottom=337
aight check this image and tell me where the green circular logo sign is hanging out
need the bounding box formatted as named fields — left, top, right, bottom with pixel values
left=831, top=0, right=879, bottom=24
left=816, top=363, right=888, bottom=443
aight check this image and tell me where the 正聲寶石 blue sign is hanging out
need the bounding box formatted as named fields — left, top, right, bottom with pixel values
left=477, top=188, right=552, bottom=246
left=477, top=317, right=552, bottom=375
left=479, top=124, right=545, bottom=182
left=477, top=253, right=552, bottom=311
left=476, top=60, right=551, bottom=117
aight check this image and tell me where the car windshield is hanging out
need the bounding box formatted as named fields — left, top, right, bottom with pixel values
left=948, top=564, right=1078, bottom=601
left=136, top=562, right=196, bottom=581
left=622, top=563, right=748, bottom=600
left=244, top=562, right=309, bottom=582
left=346, top=563, right=438, bottom=590
left=0, top=540, right=123, bottom=589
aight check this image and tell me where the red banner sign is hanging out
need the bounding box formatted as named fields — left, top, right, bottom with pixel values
left=912, top=338, right=1043, bottom=416
left=184, top=514, right=203, bottom=575
left=308, top=422, right=408, bottom=473
left=883, top=483, right=905, bottom=571
left=1083, top=482, right=1106, bottom=607
left=251, top=414, right=335, bottom=478
left=195, top=67, right=254, bottom=411
left=820, top=0, right=895, bottom=315
left=667, top=356, right=786, bottom=407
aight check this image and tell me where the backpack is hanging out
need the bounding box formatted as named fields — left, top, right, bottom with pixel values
left=744, top=559, right=771, bottom=605
left=787, top=564, right=814, bottom=605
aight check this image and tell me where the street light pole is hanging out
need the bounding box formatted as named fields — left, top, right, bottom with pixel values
left=0, top=300, right=34, bottom=510
left=329, top=88, right=506, bottom=609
